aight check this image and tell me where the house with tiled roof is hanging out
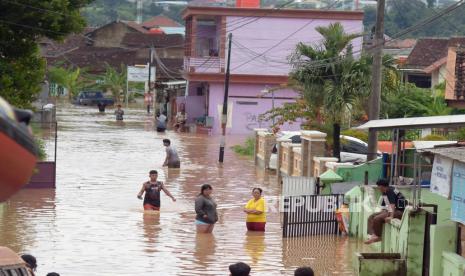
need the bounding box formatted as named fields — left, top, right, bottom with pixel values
left=400, top=37, right=465, bottom=109
left=41, top=20, right=185, bottom=83
left=401, top=38, right=450, bottom=88
left=142, top=15, right=185, bottom=36
left=142, top=15, right=182, bottom=28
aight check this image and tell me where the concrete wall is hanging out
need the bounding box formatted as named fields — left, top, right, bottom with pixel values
left=280, top=143, right=299, bottom=176
left=90, top=22, right=132, bottom=47
left=445, top=47, right=458, bottom=101
left=347, top=185, right=465, bottom=276
left=255, top=131, right=275, bottom=169
left=226, top=16, right=363, bottom=76
left=206, top=83, right=302, bottom=134
left=292, top=148, right=302, bottom=176
left=336, top=158, right=383, bottom=183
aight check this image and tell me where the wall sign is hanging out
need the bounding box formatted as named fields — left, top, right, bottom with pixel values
left=451, top=161, right=465, bottom=225
left=430, top=155, right=453, bottom=198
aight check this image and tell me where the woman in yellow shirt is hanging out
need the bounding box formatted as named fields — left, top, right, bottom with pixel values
left=244, top=188, right=266, bottom=231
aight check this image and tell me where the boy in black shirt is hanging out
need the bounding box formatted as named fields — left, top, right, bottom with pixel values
left=365, top=179, right=406, bottom=244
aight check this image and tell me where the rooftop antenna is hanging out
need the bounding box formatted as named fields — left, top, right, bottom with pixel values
left=137, top=0, right=143, bottom=24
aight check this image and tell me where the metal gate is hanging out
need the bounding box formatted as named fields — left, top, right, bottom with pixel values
left=282, top=194, right=344, bottom=237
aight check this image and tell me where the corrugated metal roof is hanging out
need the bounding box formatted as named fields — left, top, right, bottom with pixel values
left=356, top=115, right=465, bottom=130
left=419, top=147, right=465, bottom=163
left=160, top=27, right=185, bottom=35
left=412, top=141, right=458, bottom=149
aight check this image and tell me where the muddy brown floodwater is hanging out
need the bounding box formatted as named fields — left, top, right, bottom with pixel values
left=0, top=105, right=368, bottom=275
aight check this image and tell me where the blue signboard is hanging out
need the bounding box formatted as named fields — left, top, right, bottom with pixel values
left=451, top=162, right=465, bottom=225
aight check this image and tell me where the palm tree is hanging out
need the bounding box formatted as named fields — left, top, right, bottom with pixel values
left=290, top=23, right=370, bottom=160
left=101, top=63, right=127, bottom=103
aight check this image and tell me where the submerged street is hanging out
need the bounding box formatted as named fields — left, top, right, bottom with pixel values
left=1, top=105, right=365, bottom=275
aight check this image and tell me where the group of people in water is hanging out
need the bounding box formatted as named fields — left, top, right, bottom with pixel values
left=136, top=138, right=267, bottom=234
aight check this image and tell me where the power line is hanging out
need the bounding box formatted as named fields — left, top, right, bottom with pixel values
left=230, top=0, right=344, bottom=72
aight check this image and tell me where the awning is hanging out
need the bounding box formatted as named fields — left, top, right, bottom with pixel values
left=161, top=80, right=187, bottom=88
left=319, top=169, right=343, bottom=182
left=356, top=115, right=465, bottom=131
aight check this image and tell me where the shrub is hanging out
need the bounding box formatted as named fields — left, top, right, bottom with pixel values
left=421, top=134, right=447, bottom=141
left=231, top=137, right=255, bottom=157
left=35, top=137, right=47, bottom=160
left=452, top=128, right=465, bottom=141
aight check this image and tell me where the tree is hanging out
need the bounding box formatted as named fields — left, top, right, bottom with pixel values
left=100, top=63, right=127, bottom=103
left=0, top=49, right=45, bottom=108
left=261, top=23, right=371, bottom=160
left=363, top=0, right=465, bottom=38
left=48, top=66, right=86, bottom=99
left=0, top=0, right=92, bottom=108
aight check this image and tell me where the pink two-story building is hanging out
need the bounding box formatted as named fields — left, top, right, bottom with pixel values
left=181, top=5, right=363, bottom=134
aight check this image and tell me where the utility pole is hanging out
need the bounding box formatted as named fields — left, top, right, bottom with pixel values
left=136, top=0, right=143, bottom=24
left=148, top=45, right=154, bottom=115
left=219, top=33, right=232, bottom=163
left=367, top=0, right=385, bottom=161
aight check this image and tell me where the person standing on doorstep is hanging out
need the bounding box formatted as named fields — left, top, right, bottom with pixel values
left=156, top=111, right=167, bottom=132
left=244, top=188, right=266, bottom=231
left=137, top=170, right=176, bottom=211
left=365, top=178, right=406, bottom=244
left=195, top=184, right=218, bottom=233
left=115, top=104, right=124, bottom=121
left=163, top=139, right=180, bottom=168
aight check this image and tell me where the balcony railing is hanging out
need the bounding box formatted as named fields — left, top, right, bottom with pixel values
left=184, top=56, right=225, bottom=74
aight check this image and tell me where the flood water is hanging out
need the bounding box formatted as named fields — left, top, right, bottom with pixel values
left=1, top=105, right=367, bottom=275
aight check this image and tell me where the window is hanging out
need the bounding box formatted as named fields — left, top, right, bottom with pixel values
left=407, top=74, right=432, bottom=88
left=341, top=139, right=368, bottom=154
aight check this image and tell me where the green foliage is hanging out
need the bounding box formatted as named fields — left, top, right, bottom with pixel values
left=363, top=0, right=465, bottom=38
left=452, top=128, right=465, bottom=141
left=82, top=0, right=185, bottom=27
left=231, top=137, right=255, bottom=157
left=341, top=129, right=368, bottom=142
left=421, top=134, right=448, bottom=141
left=48, top=66, right=86, bottom=99
left=100, top=63, right=127, bottom=103
left=35, top=137, right=47, bottom=160
left=0, top=0, right=91, bottom=108
left=381, top=82, right=452, bottom=119
left=0, top=47, right=45, bottom=109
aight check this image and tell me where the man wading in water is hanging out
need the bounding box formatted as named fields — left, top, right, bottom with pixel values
left=137, top=170, right=176, bottom=210
left=163, top=139, right=180, bottom=168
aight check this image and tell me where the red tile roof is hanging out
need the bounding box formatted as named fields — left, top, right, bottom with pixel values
left=121, top=33, right=184, bottom=48
left=404, top=38, right=449, bottom=68
left=142, top=16, right=182, bottom=28
left=385, top=38, right=416, bottom=49
left=121, top=21, right=149, bottom=33
left=46, top=47, right=182, bottom=79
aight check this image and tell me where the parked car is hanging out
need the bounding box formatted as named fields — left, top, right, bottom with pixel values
left=268, top=133, right=379, bottom=170
left=0, top=246, right=32, bottom=275
left=74, top=91, right=114, bottom=106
